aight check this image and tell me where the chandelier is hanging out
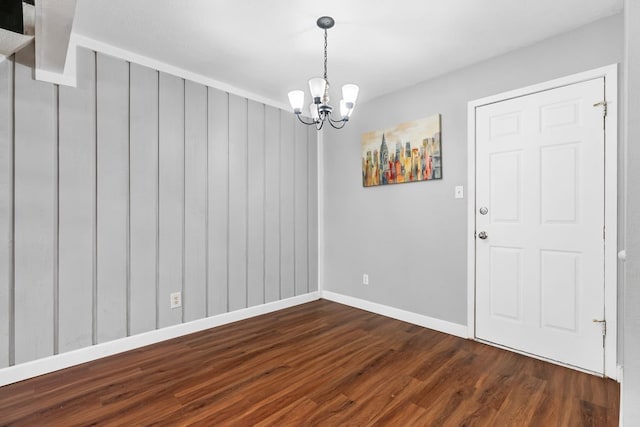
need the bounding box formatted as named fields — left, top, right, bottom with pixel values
left=287, top=16, right=359, bottom=130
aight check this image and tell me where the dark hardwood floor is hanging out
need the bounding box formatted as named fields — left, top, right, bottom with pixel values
left=0, top=300, right=619, bottom=426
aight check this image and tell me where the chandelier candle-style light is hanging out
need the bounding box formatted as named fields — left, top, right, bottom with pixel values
left=288, top=16, right=359, bottom=130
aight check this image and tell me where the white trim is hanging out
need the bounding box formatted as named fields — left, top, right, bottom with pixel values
left=466, top=64, right=619, bottom=380
left=321, top=291, right=467, bottom=338
left=0, top=292, right=319, bottom=387
left=618, top=365, right=624, bottom=427
left=69, top=34, right=289, bottom=111
left=468, top=64, right=618, bottom=107
left=617, top=364, right=624, bottom=383
left=603, top=66, right=619, bottom=380
left=466, top=95, right=477, bottom=339
left=0, top=29, right=34, bottom=63
left=33, top=0, right=77, bottom=87
left=34, top=68, right=77, bottom=87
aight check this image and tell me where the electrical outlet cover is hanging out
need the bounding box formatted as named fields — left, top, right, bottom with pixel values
left=170, top=292, right=182, bottom=309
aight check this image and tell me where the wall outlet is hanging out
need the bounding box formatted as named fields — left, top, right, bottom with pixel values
left=170, top=292, right=182, bottom=309
left=362, top=274, right=369, bottom=285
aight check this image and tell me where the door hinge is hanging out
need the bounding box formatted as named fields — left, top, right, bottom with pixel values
left=593, top=319, right=606, bottom=336
left=593, top=101, right=607, bottom=117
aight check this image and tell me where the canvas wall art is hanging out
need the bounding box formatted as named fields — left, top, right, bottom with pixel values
left=362, top=114, right=442, bottom=187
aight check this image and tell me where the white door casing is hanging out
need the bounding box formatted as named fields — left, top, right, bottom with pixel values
left=467, top=65, right=618, bottom=378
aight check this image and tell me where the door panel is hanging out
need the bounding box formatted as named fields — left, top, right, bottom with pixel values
left=540, top=144, right=580, bottom=223
left=540, top=250, right=579, bottom=332
left=490, top=151, right=522, bottom=223
left=490, top=246, right=523, bottom=321
left=475, top=78, right=605, bottom=374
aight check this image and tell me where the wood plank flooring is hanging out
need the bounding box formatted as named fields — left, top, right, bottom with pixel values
left=0, top=300, right=619, bottom=426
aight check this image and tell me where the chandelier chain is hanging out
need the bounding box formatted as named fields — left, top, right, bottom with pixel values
left=323, top=29, right=328, bottom=80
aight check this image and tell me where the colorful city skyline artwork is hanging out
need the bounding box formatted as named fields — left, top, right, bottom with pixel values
left=361, top=114, right=442, bottom=187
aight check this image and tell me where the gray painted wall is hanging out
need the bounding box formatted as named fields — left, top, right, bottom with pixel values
left=623, top=0, right=640, bottom=422
left=0, top=44, right=318, bottom=367
left=322, top=14, right=623, bottom=326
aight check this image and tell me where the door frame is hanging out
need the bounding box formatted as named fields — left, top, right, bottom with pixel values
left=466, top=64, right=618, bottom=379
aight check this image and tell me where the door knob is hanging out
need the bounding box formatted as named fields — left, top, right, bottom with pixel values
left=478, top=231, right=488, bottom=239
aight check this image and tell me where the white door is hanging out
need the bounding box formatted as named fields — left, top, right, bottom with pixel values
left=475, top=78, right=606, bottom=374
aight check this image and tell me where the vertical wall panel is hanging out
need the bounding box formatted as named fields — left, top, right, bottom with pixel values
left=96, top=53, right=129, bottom=343
left=158, top=73, right=185, bottom=327
left=264, top=107, right=280, bottom=303
left=13, top=45, right=56, bottom=363
left=279, top=113, right=295, bottom=299
left=207, top=88, right=229, bottom=315
left=247, top=100, right=265, bottom=307
left=0, top=58, right=12, bottom=367
left=58, top=48, right=95, bottom=352
left=1, top=46, right=321, bottom=371
left=228, top=94, right=248, bottom=311
left=308, top=127, right=319, bottom=292
left=184, top=81, right=207, bottom=322
left=129, top=63, right=159, bottom=334
left=294, top=123, right=309, bottom=295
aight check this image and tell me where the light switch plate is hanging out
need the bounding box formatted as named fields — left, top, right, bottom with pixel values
left=455, top=185, right=464, bottom=199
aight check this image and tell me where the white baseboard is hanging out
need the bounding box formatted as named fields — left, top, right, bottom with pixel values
left=617, top=364, right=623, bottom=383
left=0, top=292, right=320, bottom=387
left=618, top=365, right=623, bottom=427
left=321, top=291, right=468, bottom=338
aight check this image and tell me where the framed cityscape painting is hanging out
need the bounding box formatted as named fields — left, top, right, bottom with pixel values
left=361, top=114, right=442, bottom=187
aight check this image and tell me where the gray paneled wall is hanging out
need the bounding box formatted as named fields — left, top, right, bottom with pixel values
left=0, top=44, right=318, bottom=367
left=14, top=45, right=57, bottom=364
left=0, top=52, right=12, bottom=367
left=96, top=53, right=129, bottom=343
left=58, top=43, right=95, bottom=352
left=129, top=62, right=159, bottom=335
left=184, top=80, right=208, bottom=322
left=208, top=89, right=229, bottom=315
left=279, top=112, right=295, bottom=299
left=158, top=72, right=184, bottom=328
left=228, top=94, right=248, bottom=311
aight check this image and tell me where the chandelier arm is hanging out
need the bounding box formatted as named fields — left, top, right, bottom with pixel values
left=296, top=114, right=318, bottom=126
left=316, top=119, right=325, bottom=131
left=328, top=119, right=347, bottom=130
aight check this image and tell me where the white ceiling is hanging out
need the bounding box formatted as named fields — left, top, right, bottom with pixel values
left=73, top=0, right=622, bottom=108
